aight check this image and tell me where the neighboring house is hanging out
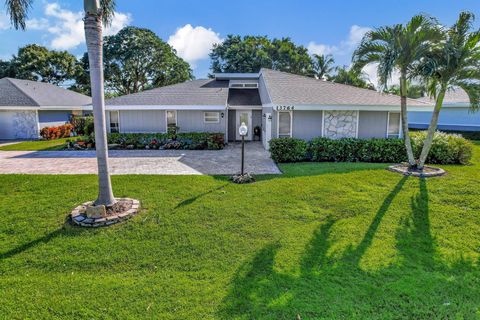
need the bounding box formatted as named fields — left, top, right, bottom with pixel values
left=0, top=78, right=91, bottom=139
left=105, top=68, right=432, bottom=149
left=408, top=88, right=478, bottom=131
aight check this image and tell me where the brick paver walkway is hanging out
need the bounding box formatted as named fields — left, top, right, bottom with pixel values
left=0, top=142, right=280, bottom=175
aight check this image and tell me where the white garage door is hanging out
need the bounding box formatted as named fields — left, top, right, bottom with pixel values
left=0, top=110, right=38, bottom=140
left=0, top=111, right=16, bottom=139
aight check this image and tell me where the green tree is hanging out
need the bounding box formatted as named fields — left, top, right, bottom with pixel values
left=75, top=26, right=193, bottom=96
left=6, top=0, right=119, bottom=206
left=352, top=14, right=441, bottom=168
left=0, top=59, right=15, bottom=78
left=8, top=44, right=80, bottom=85
left=210, top=35, right=314, bottom=76
left=312, top=54, right=335, bottom=79
left=329, top=66, right=375, bottom=90
left=416, top=12, right=480, bottom=170
left=385, top=82, right=427, bottom=99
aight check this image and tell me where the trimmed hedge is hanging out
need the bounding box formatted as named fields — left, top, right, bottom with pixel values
left=269, top=131, right=473, bottom=165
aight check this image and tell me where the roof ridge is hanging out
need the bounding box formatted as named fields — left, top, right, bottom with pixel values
left=4, top=78, right=40, bottom=106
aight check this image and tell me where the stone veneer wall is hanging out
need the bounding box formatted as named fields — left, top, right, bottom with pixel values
left=13, top=110, right=38, bottom=139
left=323, top=111, right=358, bottom=139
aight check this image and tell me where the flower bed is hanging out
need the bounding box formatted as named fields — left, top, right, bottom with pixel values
left=40, top=124, right=74, bottom=140
left=66, top=132, right=225, bottom=150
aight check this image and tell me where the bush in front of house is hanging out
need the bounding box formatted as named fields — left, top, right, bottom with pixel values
left=269, top=138, right=308, bottom=162
left=70, top=115, right=94, bottom=136
left=269, top=132, right=473, bottom=165
left=40, top=124, right=74, bottom=140
left=410, top=131, right=473, bottom=165
left=102, top=132, right=224, bottom=150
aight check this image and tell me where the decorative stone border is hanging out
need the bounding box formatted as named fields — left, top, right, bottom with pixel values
left=387, top=164, right=446, bottom=178
left=70, top=198, right=140, bottom=227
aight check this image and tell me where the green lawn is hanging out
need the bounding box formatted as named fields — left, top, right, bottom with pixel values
left=0, top=138, right=69, bottom=151
left=1, top=148, right=480, bottom=319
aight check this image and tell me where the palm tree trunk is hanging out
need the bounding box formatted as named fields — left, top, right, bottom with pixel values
left=84, top=10, right=116, bottom=206
left=418, top=87, right=447, bottom=170
left=400, top=75, right=416, bottom=167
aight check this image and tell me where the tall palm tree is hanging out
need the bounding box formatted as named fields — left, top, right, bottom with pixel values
left=416, top=12, right=480, bottom=170
left=6, top=0, right=117, bottom=206
left=352, top=15, right=441, bottom=168
left=312, top=54, right=335, bottom=80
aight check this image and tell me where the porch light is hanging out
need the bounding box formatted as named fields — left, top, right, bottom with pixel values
left=239, top=122, right=248, bottom=176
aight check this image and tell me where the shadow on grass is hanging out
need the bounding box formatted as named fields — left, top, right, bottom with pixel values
left=174, top=183, right=229, bottom=209
left=218, top=177, right=480, bottom=319
left=0, top=222, right=87, bottom=261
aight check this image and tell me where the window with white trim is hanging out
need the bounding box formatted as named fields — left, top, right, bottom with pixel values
left=278, top=111, right=292, bottom=138
left=166, top=110, right=176, bottom=128
left=387, top=112, right=401, bottom=138
left=204, top=112, right=220, bottom=123
left=109, top=111, right=119, bottom=133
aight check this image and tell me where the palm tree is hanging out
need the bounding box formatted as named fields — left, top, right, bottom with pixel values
left=416, top=12, right=480, bottom=170
left=352, top=15, right=441, bottom=168
left=6, top=0, right=117, bottom=206
left=312, top=54, right=335, bottom=79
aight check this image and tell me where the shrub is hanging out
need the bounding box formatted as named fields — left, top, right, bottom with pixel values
left=269, top=138, right=308, bottom=162
left=269, top=132, right=472, bottom=165
left=40, top=124, right=73, bottom=140
left=104, top=132, right=225, bottom=150
left=410, top=131, right=473, bottom=165
left=70, top=115, right=94, bottom=136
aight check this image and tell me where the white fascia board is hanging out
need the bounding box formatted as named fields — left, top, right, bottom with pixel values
left=38, top=105, right=93, bottom=111
left=106, top=105, right=226, bottom=111
left=229, top=106, right=262, bottom=110
left=267, top=104, right=434, bottom=112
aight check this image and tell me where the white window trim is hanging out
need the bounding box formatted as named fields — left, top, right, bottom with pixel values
left=277, top=110, right=293, bottom=138
left=165, top=110, right=177, bottom=131
left=386, top=111, right=401, bottom=138
left=204, top=111, right=220, bottom=124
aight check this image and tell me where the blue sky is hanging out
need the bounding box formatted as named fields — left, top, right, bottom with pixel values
left=0, top=0, right=479, bottom=84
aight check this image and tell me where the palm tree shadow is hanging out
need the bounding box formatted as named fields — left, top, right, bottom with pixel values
left=218, top=176, right=480, bottom=319
left=174, top=184, right=228, bottom=209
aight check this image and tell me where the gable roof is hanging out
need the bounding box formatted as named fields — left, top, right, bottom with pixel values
left=259, top=68, right=430, bottom=107
left=106, top=79, right=229, bottom=106
left=417, top=87, right=471, bottom=105
left=0, top=78, right=91, bottom=107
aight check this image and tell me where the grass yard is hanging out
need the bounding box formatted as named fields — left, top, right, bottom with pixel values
left=0, top=138, right=70, bottom=151
left=1, top=146, right=480, bottom=319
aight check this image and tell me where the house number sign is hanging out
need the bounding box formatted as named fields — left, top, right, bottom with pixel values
left=275, top=105, right=295, bottom=111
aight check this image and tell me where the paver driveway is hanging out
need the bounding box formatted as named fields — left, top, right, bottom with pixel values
left=0, top=142, right=280, bottom=175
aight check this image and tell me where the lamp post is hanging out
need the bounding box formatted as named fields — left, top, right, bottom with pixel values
left=239, top=122, right=248, bottom=176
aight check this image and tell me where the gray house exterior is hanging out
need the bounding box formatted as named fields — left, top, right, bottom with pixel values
left=105, top=68, right=433, bottom=149
left=0, top=78, right=91, bottom=139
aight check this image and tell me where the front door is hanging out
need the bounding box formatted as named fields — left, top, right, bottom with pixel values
left=235, top=110, right=252, bottom=141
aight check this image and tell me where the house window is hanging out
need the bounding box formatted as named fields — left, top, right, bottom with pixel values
left=387, top=112, right=401, bottom=138
left=109, top=111, right=119, bottom=133
left=166, top=110, right=177, bottom=128
left=278, top=111, right=292, bottom=138
left=204, top=112, right=220, bottom=123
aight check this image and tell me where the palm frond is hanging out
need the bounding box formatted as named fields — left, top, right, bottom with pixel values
left=100, top=0, right=116, bottom=26
left=456, top=81, right=480, bottom=111
left=5, top=0, right=32, bottom=30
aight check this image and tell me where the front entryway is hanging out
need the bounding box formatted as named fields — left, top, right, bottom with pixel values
left=235, top=110, right=252, bottom=140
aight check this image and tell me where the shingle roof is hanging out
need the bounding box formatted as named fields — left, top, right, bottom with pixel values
left=260, top=68, right=431, bottom=107
left=417, top=87, right=471, bottom=105
left=106, top=79, right=229, bottom=106
left=0, top=77, right=91, bottom=107
left=228, top=89, right=262, bottom=106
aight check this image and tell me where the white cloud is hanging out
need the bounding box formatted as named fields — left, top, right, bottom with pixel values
left=24, top=2, right=131, bottom=50
left=168, top=24, right=222, bottom=67
left=362, top=63, right=400, bottom=89
left=308, top=24, right=371, bottom=57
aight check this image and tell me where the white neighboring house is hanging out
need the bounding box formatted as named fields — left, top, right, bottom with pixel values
left=409, top=88, right=478, bottom=132
left=0, top=78, right=92, bottom=139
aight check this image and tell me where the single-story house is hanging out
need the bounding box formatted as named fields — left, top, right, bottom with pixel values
left=0, top=77, right=91, bottom=139
left=105, top=68, right=433, bottom=149
left=408, top=88, right=479, bottom=131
